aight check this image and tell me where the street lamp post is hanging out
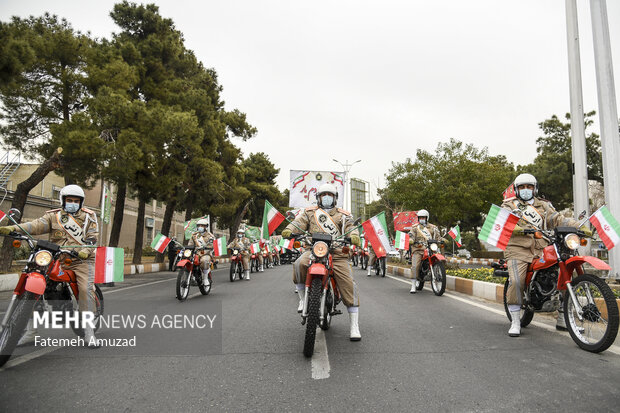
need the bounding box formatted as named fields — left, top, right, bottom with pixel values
left=332, top=159, right=361, bottom=213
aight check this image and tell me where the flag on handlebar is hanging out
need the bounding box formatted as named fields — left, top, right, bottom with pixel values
left=448, top=225, right=462, bottom=247
left=279, top=238, right=295, bottom=250
left=362, top=212, right=390, bottom=258
left=150, top=233, right=172, bottom=253
left=394, top=230, right=409, bottom=250
left=213, top=236, right=226, bottom=257
left=478, top=205, right=520, bottom=250
left=590, top=206, right=620, bottom=250
left=94, top=247, right=124, bottom=283
left=261, top=200, right=285, bottom=239
left=250, top=242, right=260, bottom=254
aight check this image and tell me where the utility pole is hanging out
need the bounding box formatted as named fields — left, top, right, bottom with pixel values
left=332, top=159, right=361, bottom=212
left=590, top=0, right=620, bottom=279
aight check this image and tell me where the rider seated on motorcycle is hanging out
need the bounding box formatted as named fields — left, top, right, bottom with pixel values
left=187, top=219, right=214, bottom=287
left=281, top=183, right=363, bottom=341
left=0, top=184, right=100, bottom=348
left=502, top=173, right=592, bottom=337
left=407, top=209, right=444, bottom=294
left=228, top=228, right=252, bottom=280
left=367, top=242, right=378, bottom=276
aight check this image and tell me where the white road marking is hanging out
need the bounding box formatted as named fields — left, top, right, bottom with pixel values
left=105, top=278, right=174, bottom=294
left=311, top=329, right=330, bottom=379
left=386, top=273, right=620, bottom=356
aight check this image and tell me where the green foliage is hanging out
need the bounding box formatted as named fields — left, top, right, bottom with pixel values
left=447, top=267, right=506, bottom=285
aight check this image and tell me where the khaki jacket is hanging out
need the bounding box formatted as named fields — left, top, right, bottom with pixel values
left=18, top=207, right=99, bottom=259
left=284, top=206, right=358, bottom=258
left=228, top=236, right=251, bottom=253
left=188, top=231, right=215, bottom=256
left=501, top=197, right=579, bottom=261
left=408, top=223, right=441, bottom=252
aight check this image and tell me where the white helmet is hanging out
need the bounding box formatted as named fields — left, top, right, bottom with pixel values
left=196, top=218, right=209, bottom=227
left=514, top=173, right=537, bottom=200
left=316, top=183, right=338, bottom=209
left=237, top=227, right=245, bottom=234
left=59, top=184, right=85, bottom=209
left=417, top=209, right=429, bottom=219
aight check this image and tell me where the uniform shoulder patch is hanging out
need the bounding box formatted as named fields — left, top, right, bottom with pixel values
left=305, top=206, right=318, bottom=211
left=82, top=207, right=95, bottom=214
left=45, top=208, right=61, bottom=213
left=337, top=208, right=351, bottom=216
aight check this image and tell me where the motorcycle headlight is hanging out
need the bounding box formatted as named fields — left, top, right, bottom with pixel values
left=564, top=234, right=580, bottom=250
left=364, top=248, right=368, bottom=252
left=183, top=249, right=192, bottom=258
left=312, top=241, right=329, bottom=258
left=34, top=250, right=53, bottom=266
left=430, top=243, right=439, bottom=252
left=233, top=249, right=239, bottom=255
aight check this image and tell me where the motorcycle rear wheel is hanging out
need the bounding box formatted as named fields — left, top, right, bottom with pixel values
left=503, top=279, right=534, bottom=327
left=176, top=269, right=191, bottom=301
left=320, top=286, right=334, bottom=331
left=198, top=270, right=212, bottom=295
left=238, top=262, right=245, bottom=280
left=71, top=285, right=105, bottom=337
left=0, top=292, right=37, bottom=367
left=564, top=274, right=619, bottom=353
left=431, top=262, right=446, bottom=296
left=303, top=278, right=322, bottom=358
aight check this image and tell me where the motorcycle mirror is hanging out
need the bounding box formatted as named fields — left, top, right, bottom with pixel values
left=8, top=208, right=21, bottom=221
left=353, top=218, right=361, bottom=226
left=286, top=211, right=296, bottom=220
left=84, top=237, right=97, bottom=245
left=578, top=210, right=587, bottom=220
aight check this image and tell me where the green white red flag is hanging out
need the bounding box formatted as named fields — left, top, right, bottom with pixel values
left=394, top=230, right=409, bottom=250
left=94, top=247, right=124, bottom=283
left=261, top=200, right=285, bottom=239
left=213, top=236, right=226, bottom=257
left=478, top=205, right=520, bottom=250
left=590, top=206, right=620, bottom=250
left=0, top=209, right=7, bottom=224
left=250, top=242, right=260, bottom=254
left=150, top=233, right=172, bottom=253
left=448, top=225, right=462, bottom=247
left=279, top=238, right=295, bottom=250
left=361, top=212, right=391, bottom=258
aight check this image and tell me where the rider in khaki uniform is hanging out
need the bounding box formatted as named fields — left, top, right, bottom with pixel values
left=0, top=185, right=99, bottom=347
left=366, top=243, right=377, bottom=276
left=228, top=228, right=251, bottom=280
left=281, top=183, right=362, bottom=341
left=187, top=218, right=214, bottom=287
left=502, top=173, right=589, bottom=337
left=408, top=209, right=441, bottom=293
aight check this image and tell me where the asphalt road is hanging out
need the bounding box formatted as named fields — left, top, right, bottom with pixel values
left=1, top=263, right=620, bottom=412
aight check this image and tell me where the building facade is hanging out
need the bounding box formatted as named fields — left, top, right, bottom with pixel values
left=350, top=177, right=369, bottom=221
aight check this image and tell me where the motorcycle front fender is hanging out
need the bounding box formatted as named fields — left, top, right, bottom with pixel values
left=176, top=259, right=192, bottom=270
left=24, top=272, right=46, bottom=295
left=306, top=263, right=329, bottom=287
left=430, top=254, right=446, bottom=264
left=565, top=255, right=611, bottom=272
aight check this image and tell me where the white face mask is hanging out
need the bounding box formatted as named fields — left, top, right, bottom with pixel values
left=197, top=227, right=206, bottom=233
left=320, top=195, right=335, bottom=209
left=519, top=188, right=534, bottom=201
left=419, top=218, right=427, bottom=226
left=64, top=202, right=80, bottom=214
left=237, top=233, right=243, bottom=238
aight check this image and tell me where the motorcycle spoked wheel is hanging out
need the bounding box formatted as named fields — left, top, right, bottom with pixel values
left=238, top=262, right=245, bottom=280
left=564, top=274, right=619, bottom=353
left=229, top=262, right=237, bottom=282
left=176, top=268, right=191, bottom=301
left=198, top=269, right=212, bottom=295
left=320, top=286, right=334, bottom=331
left=430, top=262, right=446, bottom=296
left=71, top=285, right=105, bottom=337
left=380, top=258, right=386, bottom=277
left=502, top=279, right=534, bottom=327
left=0, top=292, right=38, bottom=367
left=250, top=259, right=255, bottom=273
left=303, top=278, right=323, bottom=358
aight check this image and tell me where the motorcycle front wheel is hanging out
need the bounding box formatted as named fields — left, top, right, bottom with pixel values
left=503, top=279, right=534, bottom=327
left=431, top=262, right=446, bottom=296
left=229, top=263, right=236, bottom=282
left=176, top=269, right=191, bottom=301
left=564, top=274, right=619, bottom=353
left=303, top=278, right=322, bottom=357
left=0, top=292, right=38, bottom=367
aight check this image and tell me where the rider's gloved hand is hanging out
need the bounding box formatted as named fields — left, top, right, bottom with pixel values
left=78, top=251, right=90, bottom=260
left=579, top=225, right=593, bottom=237
left=281, top=229, right=292, bottom=238
left=350, top=234, right=361, bottom=247
left=409, top=238, right=414, bottom=245
left=512, top=224, right=524, bottom=236
left=0, top=226, right=16, bottom=235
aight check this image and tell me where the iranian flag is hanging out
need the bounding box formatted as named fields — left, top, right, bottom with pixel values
left=394, top=230, right=410, bottom=250
left=590, top=206, right=620, bottom=250
left=213, top=236, right=226, bottom=257
left=94, top=247, right=124, bottom=283
left=279, top=238, right=295, bottom=250
left=363, top=238, right=368, bottom=249
left=261, top=200, right=285, bottom=239
left=478, top=205, right=520, bottom=250
left=150, top=233, right=172, bottom=253
left=448, top=225, right=462, bottom=247
left=361, top=212, right=391, bottom=258
left=250, top=242, right=260, bottom=254
left=0, top=210, right=6, bottom=224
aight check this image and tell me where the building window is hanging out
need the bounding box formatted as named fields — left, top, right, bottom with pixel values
left=146, top=227, right=153, bottom=245
left=51, top=185, right=61, bottom=202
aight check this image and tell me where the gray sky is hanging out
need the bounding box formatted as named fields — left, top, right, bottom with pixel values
left=2, top=0, right=619, bottom=200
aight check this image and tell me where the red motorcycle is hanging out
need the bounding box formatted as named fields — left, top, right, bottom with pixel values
left=359, top=247, right=369, bottom=270
left=175, top=246, right=212, bottom=300
left=412, top=239, right=447, bottom=296
left=493, top=227, right=618, bottom=353
left=229, top=248, right=246, bottom=282
left=250, top=250, right=259, bottom=273
left=0, top=227, right=103, bottom=367
left=262, top=248, right=271, bottom=269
